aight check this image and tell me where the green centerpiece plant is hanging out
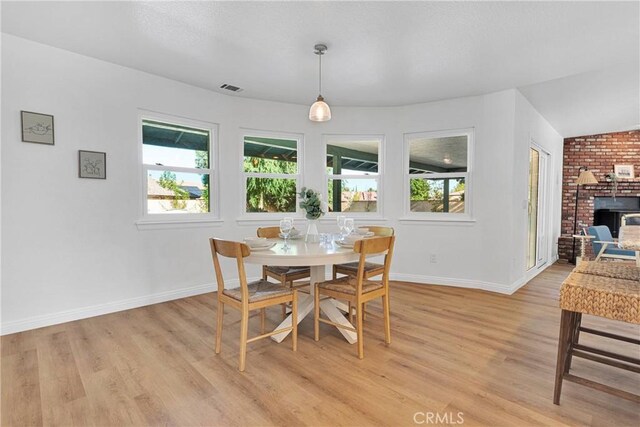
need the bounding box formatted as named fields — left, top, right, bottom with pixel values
left=298, top=187, right=326, bottom=242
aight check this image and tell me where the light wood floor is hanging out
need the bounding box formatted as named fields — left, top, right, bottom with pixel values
left=2, top=263, right=639, bottom=426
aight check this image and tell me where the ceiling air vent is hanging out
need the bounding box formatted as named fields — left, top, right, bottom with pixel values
left=220, top=83, right=243, bottom=93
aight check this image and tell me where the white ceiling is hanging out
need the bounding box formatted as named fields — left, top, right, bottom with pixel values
left=2, top=1, right=638, bottom=137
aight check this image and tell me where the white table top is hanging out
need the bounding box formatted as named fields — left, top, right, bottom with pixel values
left=245, top=238, right=360, bottom=267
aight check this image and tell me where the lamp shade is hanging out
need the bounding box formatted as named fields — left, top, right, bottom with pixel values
left=309, top=96, right=331, bottom=122
left=576, top=170, right=598, bottom=185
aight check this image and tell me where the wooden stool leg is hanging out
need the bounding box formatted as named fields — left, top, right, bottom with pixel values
left=215, top=301, right=224, bottom=354
left=260, top=308, right=266, bottom=335
left=554, top=309, right=573, bottom=404
left=565, top=312, right=582, bottom=373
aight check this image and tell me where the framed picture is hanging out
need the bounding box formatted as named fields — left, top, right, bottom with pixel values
left=78, top=150, right=106, bottom=179
left=614, top=164, right=635, bottom=179
left=21, top=111, right=55, bottom=145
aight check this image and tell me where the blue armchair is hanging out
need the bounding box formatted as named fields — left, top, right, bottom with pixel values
left=588, top=225, right=636, bottom=261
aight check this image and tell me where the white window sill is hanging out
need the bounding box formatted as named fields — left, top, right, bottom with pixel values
left=318, top=216, right=388, bottom=223
left=236, top=216, right=303, bottom=225
left=399, top=216, right=476, bottom=224
left=235, top=216, right=388, bottom=226
left=136, top=217, right=224, bottom=230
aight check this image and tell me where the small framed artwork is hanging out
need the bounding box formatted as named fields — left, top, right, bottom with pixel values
left=21, top=111, right=55, bottom=145
left=78, top=150, right=106, bottom=179
left=614, top=164, right=635, bottom=179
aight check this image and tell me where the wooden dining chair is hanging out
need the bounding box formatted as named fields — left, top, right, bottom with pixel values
left=210, top=238, right=298, bottom=372
left=257, top=226, right=311, bottom=318
left=332, top=226, right=394, bottom=280
left=332, top=226, right=394, bottom=320
left=314, top=236, right=395, bottom=359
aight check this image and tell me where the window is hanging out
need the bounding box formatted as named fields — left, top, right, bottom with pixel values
left=405, top=129, right=472, bottom=217
left=324, top=135, right=383, bottom=214
left=242, top=131, right=301, bottom=215
left=141, top=115, right=217, bottom=217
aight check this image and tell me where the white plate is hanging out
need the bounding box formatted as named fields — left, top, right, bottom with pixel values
left=248, top=242, right=277, bottom=251
left=335, top=240, right=354, bottom=248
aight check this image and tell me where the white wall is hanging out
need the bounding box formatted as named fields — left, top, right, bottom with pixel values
left=511, top=91, right=564, bottom=285
left=1, top=35, right=562, bottom=334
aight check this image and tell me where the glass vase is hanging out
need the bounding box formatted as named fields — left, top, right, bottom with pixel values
left=305, top=219, right=320, bottom=243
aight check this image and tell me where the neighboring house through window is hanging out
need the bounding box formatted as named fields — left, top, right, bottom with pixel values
left=324, top=135, right=383, bottom=215
left=141, top=114, right=217, bottom=218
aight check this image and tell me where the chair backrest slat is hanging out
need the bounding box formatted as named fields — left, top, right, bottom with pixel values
left=359, top=226, right=395, bottom=237
left=257, top=226, right=281, bottom=238
left=354, top=235, right=393, bottom=255
left=209, top=238, right=251, bottom=302
left=588, top=225, right=613, bottom=256
left=352, top=236, right=396, bottom=298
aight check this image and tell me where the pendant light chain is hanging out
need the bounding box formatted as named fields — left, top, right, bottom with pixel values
left=318, top=53, right=322, bottom=96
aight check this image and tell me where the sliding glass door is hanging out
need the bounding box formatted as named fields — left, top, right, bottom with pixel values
left=527, top=146, right=549, bottom=271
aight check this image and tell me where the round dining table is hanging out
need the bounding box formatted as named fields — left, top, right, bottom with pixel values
left=245, top=238, right=360, bottom=344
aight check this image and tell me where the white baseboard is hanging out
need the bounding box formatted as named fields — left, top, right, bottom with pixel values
left=390, top=273, right=516, bottom=294
left=0, top=279, right=250, bottom=336
left=3, top=260, right=561, bottom=335
left=391, top=257, right=559, bottom=295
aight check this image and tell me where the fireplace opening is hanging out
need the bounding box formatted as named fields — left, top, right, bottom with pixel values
left=593, top=197, right=640, bottom=238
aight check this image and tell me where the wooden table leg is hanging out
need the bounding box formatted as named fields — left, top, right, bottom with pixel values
left=270, top=294, right=313, bottom=343
left=270, top=265, right=357, bottom=344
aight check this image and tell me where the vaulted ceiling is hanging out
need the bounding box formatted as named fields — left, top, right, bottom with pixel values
left=2, top=1, right=638, bottom=137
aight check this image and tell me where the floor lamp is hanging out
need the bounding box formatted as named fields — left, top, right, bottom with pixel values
left=571, top=167, right=598, bottom=263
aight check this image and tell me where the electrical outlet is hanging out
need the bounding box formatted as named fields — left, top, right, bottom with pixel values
left=429, top=254, right=437, bottom=263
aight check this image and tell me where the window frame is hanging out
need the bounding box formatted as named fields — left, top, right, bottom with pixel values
left=239, top=128, right=304, bottom=219
left=403, top=128, right=474, bottom=221
left=322, top=134, right=384, bottom=218
left=137, top=111, right=219, bottom=225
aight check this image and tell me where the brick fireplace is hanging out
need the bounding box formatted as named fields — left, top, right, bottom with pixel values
left=558, top=130, right=640, bottom=261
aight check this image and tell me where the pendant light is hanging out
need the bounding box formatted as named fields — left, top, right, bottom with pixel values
left=309, top=44, right=331, bottom=122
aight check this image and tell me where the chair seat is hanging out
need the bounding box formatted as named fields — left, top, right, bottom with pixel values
left=317, top=276, right=383, bottom=295
left=265, top=265, right=310, bottom=276
left=223, top=279, right=292, bottom=303
left=334, top=261, right=383, bottom=273
left=603, top=247, right=636, bottom=257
